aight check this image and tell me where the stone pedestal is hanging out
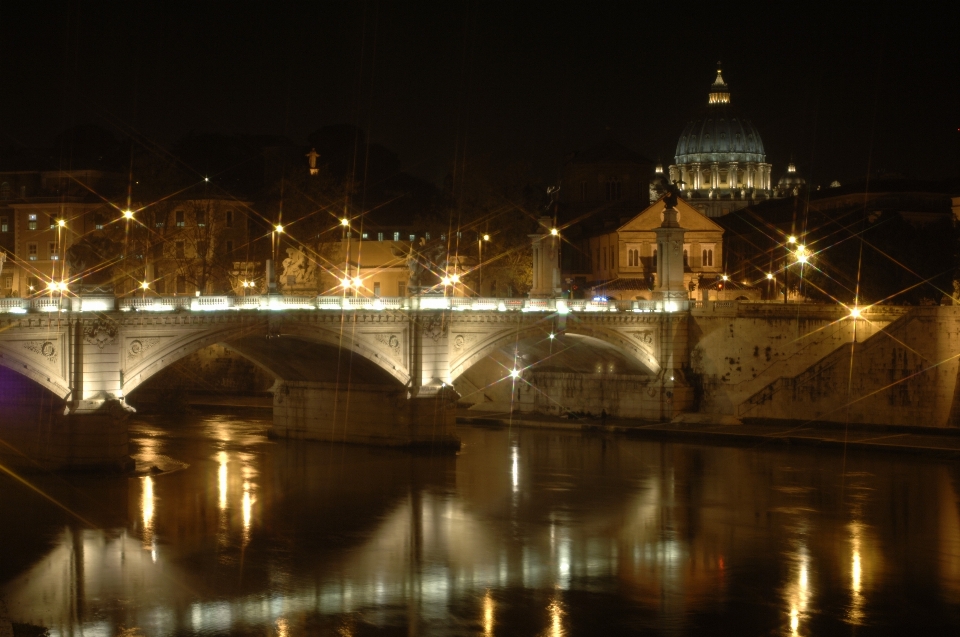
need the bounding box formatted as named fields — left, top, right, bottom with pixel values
left=271, top=380, right=460, bottom=449
left=529, top=216, right=561, bottom=298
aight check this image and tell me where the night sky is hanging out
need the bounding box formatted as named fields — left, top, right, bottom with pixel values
left=1, top=2, right=956, bottom=187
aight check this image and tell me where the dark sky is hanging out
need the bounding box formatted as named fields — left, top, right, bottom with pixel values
left=1, top=2, right=957, bottom=187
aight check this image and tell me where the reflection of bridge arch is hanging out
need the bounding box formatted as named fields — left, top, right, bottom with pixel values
left=121, top=313, right=413, bottom=397
left=448, top=317, right=662, bottom=382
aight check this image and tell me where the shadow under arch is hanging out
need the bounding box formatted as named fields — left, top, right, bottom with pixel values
left=121, top=315, right=411, bottom=398
left=0, top=351, right=70, bottom=400
left=449, top=321, right=661, bottom=383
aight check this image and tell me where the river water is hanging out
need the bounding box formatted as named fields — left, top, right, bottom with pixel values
left=2, top=413, right=960, bottom=635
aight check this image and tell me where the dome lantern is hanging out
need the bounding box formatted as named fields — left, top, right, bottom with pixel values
left=708, top=63, right=730, bottom=105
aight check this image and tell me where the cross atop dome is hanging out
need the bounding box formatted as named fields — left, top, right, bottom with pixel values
left=708, top=62, right=730, bottom=105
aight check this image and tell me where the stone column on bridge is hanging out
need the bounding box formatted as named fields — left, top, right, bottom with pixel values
left=529, top=216, right=560, bottom=298
left=653, top=203, right=694, bottom=419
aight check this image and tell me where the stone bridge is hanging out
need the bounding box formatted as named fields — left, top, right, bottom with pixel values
left=0, top=294, right=690, bottom=469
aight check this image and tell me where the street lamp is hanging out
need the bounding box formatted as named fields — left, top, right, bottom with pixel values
left=478, top=232, right=489, bottom=296
left=123, top=210, right=134, bottom=220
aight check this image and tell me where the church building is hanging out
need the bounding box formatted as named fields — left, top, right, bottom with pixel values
left=668, top=65, right=773, bottom=217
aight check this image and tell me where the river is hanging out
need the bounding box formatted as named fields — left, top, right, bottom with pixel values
left=2, top=413, right=960, bottom=635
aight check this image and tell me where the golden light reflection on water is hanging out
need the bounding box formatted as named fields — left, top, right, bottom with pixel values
left=275, top=617, right=289, bottom=637
left=547, top=597, right=565, bottom=637
left=218, top=451, right=228, bottom=510
left=141, top=476, right=155, bottom=552
left=242, top=481, right=254, bottom=545
left=785, top=543, right=810, bottom=636
left=849, top=521, right=864, bottom=624
left=483, top=589, right=495, bottom=636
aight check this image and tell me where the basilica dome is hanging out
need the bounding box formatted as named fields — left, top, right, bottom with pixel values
left=668, top=65, right=773, bottom=216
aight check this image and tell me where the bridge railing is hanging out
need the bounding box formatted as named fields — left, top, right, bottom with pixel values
left=0, top=293, right=697, bottom=314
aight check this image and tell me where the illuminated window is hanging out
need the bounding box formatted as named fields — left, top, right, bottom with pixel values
left=196, top=210, right=206, bottom=227
left=48, top=214, right=56, bottom=229
left=94, top=213, right=105, bottom=230
left=27, top=242, right=37, bottom=260
left=28, top=213, right=36, bottom=231
left=409, top=234, right=415, bottom=242
left=425, top=232, right=431, bottom=240
left=377, top=232, right=384, bottom=241
left=49, top=242, right=58, bottom=260
left=175, top=210, right=185, bottom=227
left=0, top=216, right=7, bottom=232
left=393, top=232, right=400, bottom=241
left=362, top=232, right=368, bottom=240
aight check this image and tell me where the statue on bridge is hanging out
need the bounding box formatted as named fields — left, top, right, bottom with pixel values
left=66, top=235, right=121, bottom=293
left=280, top=246, right=318, bottom=292
left=654, top=178, right=685, bottom=209
left=392, top=238, right=446, bottom=295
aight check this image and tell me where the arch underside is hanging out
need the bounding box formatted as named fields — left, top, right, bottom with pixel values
left=449, top=323, right=659, bottom=382
left=0, top=353, right=70, bottom=400
left=121, top=319, right=409, bottom=396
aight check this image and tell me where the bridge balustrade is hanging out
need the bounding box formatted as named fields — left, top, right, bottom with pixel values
left=0, top=293, right=702, bottom=315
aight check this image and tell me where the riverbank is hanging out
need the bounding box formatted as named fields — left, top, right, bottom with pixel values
left=456, top=409, right=960, bottom=457
left=160, top=394, right=960, bottom=457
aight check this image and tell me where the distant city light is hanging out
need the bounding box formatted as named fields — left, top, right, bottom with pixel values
left=123, top=210, right=134, bottom=220
left=766, top=273, right=774, bottom=280
left=140, top=281, right=149, bottom=290
left=451, top=273, right=460, bottom=284
left=340, top=218, right=350, bottom=227
left=441, top=276, right=452, bottom=286
left=341, top=277, right=352, bottom=288
left=549, top=333, right=555, bottom=340
left=850, top=306, right=862, bottom=319
left=57, top=219, right=66, bottom=227
left=787, top=235, right=797, bottom=244
left=509, top=369, right=520, bottom=379
left=274, top=224, right=284, bottom=233
left=721, top=274, right=729, bottom=281
left=352, top=277, right=362, bottom=288
left=482, top=234, right=490, bottom=241
left=550, top=228, right=559, bottom=236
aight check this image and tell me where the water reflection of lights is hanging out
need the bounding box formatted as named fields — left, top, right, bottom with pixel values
left=141, top=476, right=155, bottom=550
left=242, top=481, right=254, bottom=543
left=548, top=597, right=565, bottom=637
left=218, top=451, right=228, bottom=510
left=848, top=521, right=864, bottom=624
left=276, top=617, right=289, bottom=637
left=786, top=544, right=810, bottom=636
left=483, top=590, right=495, bottom=636
left=511, top=445, right=519, bottom=492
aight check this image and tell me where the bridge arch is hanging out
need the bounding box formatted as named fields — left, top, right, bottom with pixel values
left=121, top=314, right=412, bottom=397
left=448, top=320, right=661, bottom=383
left=0, top=339, right=71, bottom=400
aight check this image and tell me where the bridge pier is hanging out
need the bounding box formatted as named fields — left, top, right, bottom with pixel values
left=0, top=368, right=133, bottom=471
left=271, top=380, right=459, bottom=448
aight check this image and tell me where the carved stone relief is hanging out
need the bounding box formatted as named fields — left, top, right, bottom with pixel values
left=452, top=333, right=480, bottom=352
left=22, top=340, right=58, bottom=364
left=421, top=314, right=448, bottom=343
left=127, top=337, right=162, bottom=361
left=374, top=333, right=402, bottom=360
left=83, top=318, right=119, bottom=350
left=625, top=330, right=655, bottom=346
